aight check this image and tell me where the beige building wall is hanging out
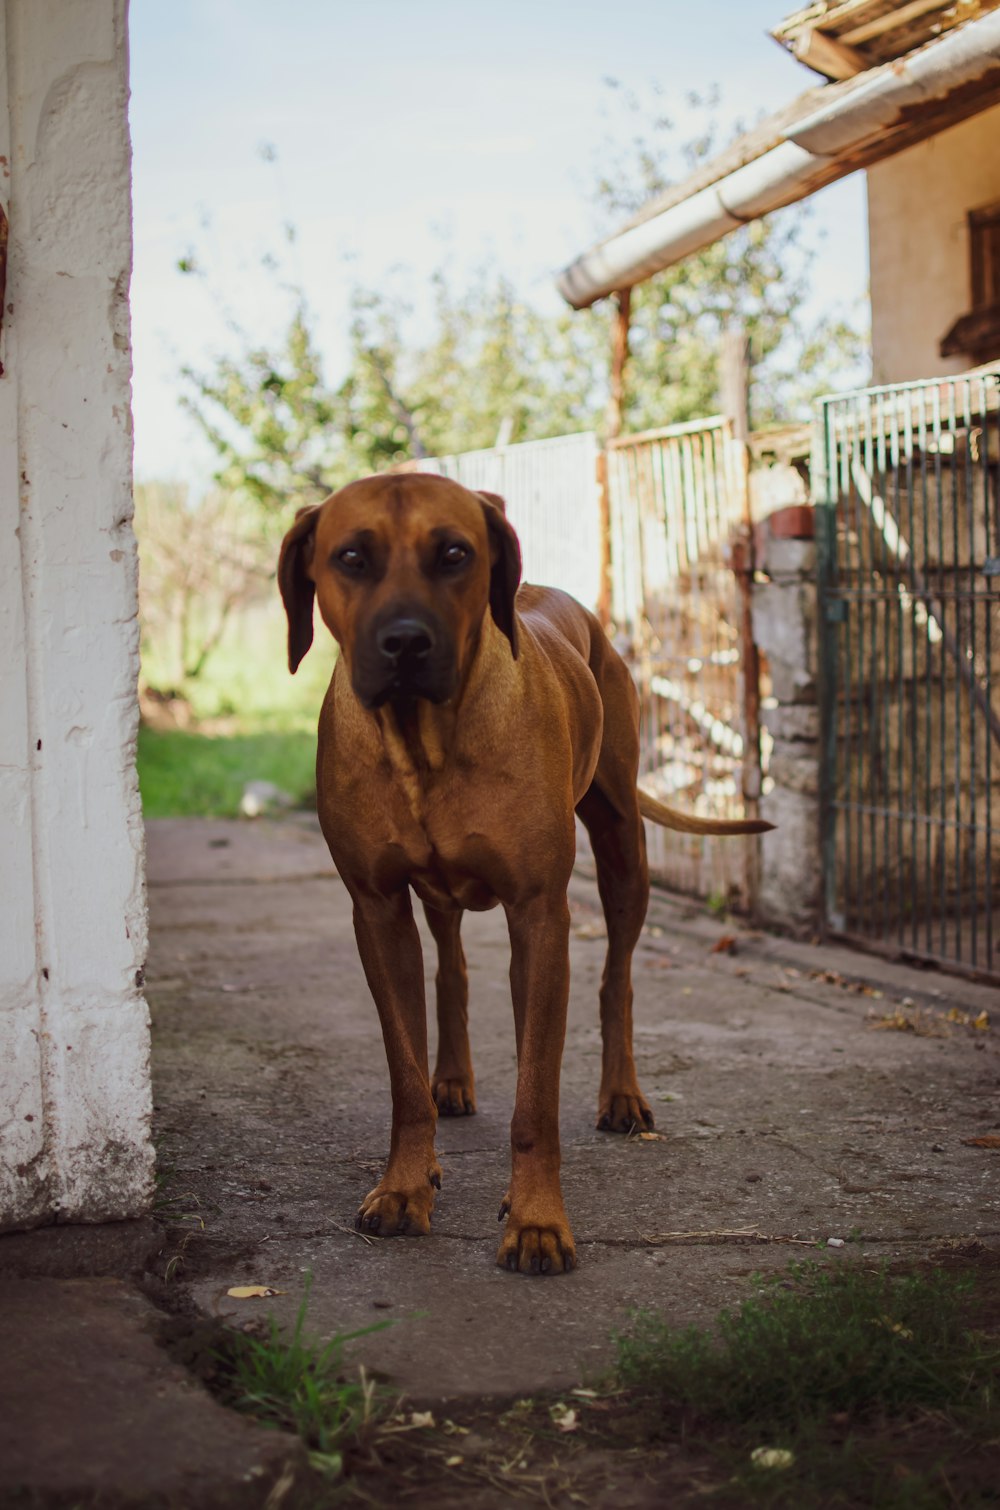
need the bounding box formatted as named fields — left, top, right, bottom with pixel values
left=867, top=103, right=1000, bottom=385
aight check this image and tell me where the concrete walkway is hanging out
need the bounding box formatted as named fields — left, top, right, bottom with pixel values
left=4, top=814, right=997, bottom=1506
left=147, top=817, right=999, bottom=1397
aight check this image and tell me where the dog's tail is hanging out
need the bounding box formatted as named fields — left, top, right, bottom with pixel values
left=637, top=787, right=774, bottom=836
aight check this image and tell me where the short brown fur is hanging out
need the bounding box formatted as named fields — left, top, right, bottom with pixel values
left=279, top=473, right=769, bottom=1275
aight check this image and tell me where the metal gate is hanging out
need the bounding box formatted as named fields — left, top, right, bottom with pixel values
left=816, top=372, right=1000, bottom=982
left=607, top=417, right=763, bottom=906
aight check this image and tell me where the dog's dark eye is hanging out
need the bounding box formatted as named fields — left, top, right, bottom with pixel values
left=440, top=542, right=470, bottom=570
left=336, top=547, right=366, bottom=575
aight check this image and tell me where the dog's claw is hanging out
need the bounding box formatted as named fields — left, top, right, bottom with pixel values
left=597, top=1091, right=655, bottom=1135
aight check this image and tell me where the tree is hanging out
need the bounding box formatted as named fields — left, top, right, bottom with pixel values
left=590, top=82, right=867, bottom=431
left=134, top=480, right=274, bottom=692
left=176, top=92, right=866, bottom=513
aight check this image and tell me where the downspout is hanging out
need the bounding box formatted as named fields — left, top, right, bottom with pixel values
left=557, top=9, right=1000, bottom=310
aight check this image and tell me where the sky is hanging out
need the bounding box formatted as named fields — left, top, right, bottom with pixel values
left=128, top=0, right=869, bottom=486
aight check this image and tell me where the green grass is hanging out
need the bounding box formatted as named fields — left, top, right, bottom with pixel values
left=137, top=726, right=318, bottom=817
left=136, top=595, right=336, bottom=817
left=614, top=1260, right=999, bottom=1506
left=617, top=1262, right=987, bottom=1429
left=212, top=1277, right=392, bottom=1478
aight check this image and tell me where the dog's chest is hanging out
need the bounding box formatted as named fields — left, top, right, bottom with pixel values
left=382, top=789, right=507, bottom=912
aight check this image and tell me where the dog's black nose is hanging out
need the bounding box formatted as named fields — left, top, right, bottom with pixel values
left=376, top=618, right=435, bottom=664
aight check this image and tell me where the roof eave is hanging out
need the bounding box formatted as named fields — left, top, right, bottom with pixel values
left=557, top=9, right=1000, bottom=310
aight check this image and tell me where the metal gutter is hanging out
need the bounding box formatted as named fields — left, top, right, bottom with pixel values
left=556, top=9, right=1000, bottom=309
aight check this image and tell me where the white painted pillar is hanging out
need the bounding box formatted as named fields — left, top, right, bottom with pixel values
left=0, top=0, right=153, bottom=1230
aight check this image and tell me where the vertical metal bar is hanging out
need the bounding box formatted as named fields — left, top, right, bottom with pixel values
left=949, top=381, right=962, bottom=966
left=987, top=377, right=998, bottom=973
left=900, top=389, right=913, bottom=950
left=937, top=384, right=948, bottom=961
left=906, top=392, right=918, bottom=954
left=919, top=384, right=932, bottom=962
left=964, top=379, right=978, bottom=967
left=845, top=401, right=864, bottom=942
left=817, top=399, right=839, bottom=932
left=876, top=395, right=894, bottom=948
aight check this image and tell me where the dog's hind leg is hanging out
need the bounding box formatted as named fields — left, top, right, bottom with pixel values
left=424, top=903, right=476, bottom=1116
left=577, top=779, right=654, bottom=1133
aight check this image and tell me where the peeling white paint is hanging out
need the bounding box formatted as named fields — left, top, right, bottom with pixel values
left=0, top=0, right=153, bottom=1230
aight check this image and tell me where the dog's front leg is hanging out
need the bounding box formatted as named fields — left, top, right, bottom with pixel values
left=352, top=890, right=441, bottom=1236
left=498, top=895, right=576, bottom=1274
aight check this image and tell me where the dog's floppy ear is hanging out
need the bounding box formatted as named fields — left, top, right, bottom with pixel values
left=278, top=505, right=321, bottom=673
left=476, top=489, right=507, bottom=517
left=478, top=493, right=521, bottom=660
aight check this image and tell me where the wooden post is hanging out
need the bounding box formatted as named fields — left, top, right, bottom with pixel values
left=720, top=327, right=763, bottom=916
left=607, top=287, right=631, bottom=441
left=597, top=288, right=631, bottom=626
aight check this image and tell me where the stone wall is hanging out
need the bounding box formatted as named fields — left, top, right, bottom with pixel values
left=750, top=472, right=823, bottom=931
left=0, top=0, right=153, bottom=1230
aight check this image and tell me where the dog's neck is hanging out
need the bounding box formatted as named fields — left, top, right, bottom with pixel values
left=368, top=616, right=517, bottom=806
left=377, top=695, right=452, bottom=776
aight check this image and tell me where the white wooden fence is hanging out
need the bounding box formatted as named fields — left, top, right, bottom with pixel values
left=413, top=431, right=602, bottom=612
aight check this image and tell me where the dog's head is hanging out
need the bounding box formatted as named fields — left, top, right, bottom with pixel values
left=278, top=474, right=521, bottom=709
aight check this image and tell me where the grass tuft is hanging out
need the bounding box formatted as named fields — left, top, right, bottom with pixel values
left=616, top=1262, right=991, bottom=1433
left=615, top=1261, right=1000, bottom=1506
left=212, top=1275, right=393, bottom=1476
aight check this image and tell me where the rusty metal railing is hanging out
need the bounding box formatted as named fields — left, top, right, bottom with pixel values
left=607, top=417, right=764, bottom=908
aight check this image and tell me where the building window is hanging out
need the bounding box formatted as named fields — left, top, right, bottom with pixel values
left=940, top=199, right=1000, bottom=364
left=970, top=200, right=1000, bottom=311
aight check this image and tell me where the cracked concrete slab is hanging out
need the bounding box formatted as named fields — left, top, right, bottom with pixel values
left=1, top=1275, right=304, bottom=1506
left=148, top=817, right=1000, bottom=1401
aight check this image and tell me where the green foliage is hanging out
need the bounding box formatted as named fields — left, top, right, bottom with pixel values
left=212, top=1275, right=392, bottom=1476
left=342, top=269, right=608, bottom=463
left=135, top=480, right=280, bottom=689
left=175, top=96, right=866, bottom=519
left=592, top=83, right=867, bottom=431
left=180, top=304, right=340, bottom=516
left=615, top=1261, right=992, bottom=1432
left=137, top=727, right=317, bottom=818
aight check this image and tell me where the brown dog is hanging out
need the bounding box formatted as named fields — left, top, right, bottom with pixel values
left=279, top=473, right=769, bottom=1275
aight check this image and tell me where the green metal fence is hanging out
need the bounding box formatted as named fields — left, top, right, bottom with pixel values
left=816, top=372, right=1000, bottom=982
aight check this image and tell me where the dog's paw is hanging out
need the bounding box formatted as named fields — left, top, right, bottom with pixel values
left=496, top=1200, right=576, bottom=1275
left=355, top=1163, right=441, bottom=1236
left=596, top=1091, right=654, bottom=1135
left=431, top=1074, right=476, bottom=1117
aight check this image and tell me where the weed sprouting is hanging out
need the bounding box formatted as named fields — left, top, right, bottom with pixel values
left=615, top=1261, right=995, bottom=1432
left=212, top=1274, right=393, bottom=1475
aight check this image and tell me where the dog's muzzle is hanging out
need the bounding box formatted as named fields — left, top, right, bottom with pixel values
left=354, top=607, right=457, bottom=708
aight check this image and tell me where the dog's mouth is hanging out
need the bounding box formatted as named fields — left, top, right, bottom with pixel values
left=354, top=655, right=458, bottom=711
left=361, top=671, right=455, bottom=710
left=353, top=608, right=457, bottom=710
